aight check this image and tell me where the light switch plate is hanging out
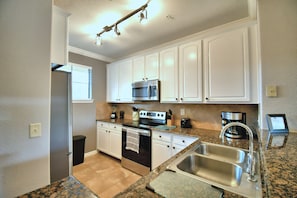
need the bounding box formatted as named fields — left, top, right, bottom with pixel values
left=266, top=85, right=277, bottom=97
left=29, top=123, right=42, bottom=138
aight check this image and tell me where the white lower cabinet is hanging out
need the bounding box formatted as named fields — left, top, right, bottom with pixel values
left=152, top=131, right=198, bottom=169
left=97, top=121, right=122, bottom=159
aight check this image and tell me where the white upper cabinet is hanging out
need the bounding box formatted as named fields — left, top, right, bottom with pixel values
left=118, top=59, right=133, bottom=102
left=106, top=59, right=133, bottom=103
left=179, top=40, right=203, bottom=103
left=145, top=53, right=159, bottom=80
left=160, top=47, right=179, bottom=102
left=133, top=53, right=159, bottom=82
left=203, top=27, right=250, bottom=102
left=160, top=41, right=202, bottom=103
left=132, top=56, right=145, bottom=82
left=51, top=6, right=70, bottom=65
left=106, top=22, right=259, bottom=104
left=106, top=62, right=119, bottom=102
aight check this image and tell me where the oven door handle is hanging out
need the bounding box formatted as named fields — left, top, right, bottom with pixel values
left=123, top=127, right=151, bottom=137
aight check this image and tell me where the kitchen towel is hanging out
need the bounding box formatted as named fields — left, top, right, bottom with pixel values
left=125, top=129, right=140, bottom=153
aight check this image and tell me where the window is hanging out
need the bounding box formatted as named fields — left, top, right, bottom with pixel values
left=58, top=63, right=93, bottom=103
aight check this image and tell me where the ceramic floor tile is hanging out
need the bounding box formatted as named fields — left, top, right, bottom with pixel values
left=73, top=151, right=141, bottom=198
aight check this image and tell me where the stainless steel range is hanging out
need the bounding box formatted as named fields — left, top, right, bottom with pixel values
left=121, top=110, right=166, bottom=176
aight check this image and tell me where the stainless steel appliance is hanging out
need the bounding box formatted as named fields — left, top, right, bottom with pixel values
left=132, top=79, right=160, bottom=101
left=50, top=71, right=72, bottom=182
left=221, top=112, right=247, bottom=139
left=122, top=110, right=166, bottom=176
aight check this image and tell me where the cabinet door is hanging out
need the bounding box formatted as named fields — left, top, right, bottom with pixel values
left=152, top=140, right=172, bottom=169
left=145, top=53, right=159, bottom=80
left=51, top=6, right=70, bottom=65
left=118, top=59, right=133, bottom=102
left=179, top=40, right=203, bottom=103
left=133, top=56, right=145, bottom=82
left=204, top=28, right=250, bottom=102
left=98, top=127, right=110, bottom=153
left=109, top=129, right=122, bottom=159
left=106, top=62, right=119, bottom=102
left=160, top=47, right=179, bottom=103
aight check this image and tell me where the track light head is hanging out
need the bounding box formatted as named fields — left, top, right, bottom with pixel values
left=114, top=25, right=121, bottom=36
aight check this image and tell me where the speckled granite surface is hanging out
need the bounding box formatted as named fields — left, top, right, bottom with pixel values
left=18, top=176, right=98, bottom=198
left=99, top=119, right=297, bottom=198
left=260, top=130, right=297, bottom=197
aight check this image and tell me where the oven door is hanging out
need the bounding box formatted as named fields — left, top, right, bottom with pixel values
left=122, top=127, right=151, bottom=169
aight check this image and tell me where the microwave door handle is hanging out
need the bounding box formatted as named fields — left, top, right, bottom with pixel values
left=148, top=85, right=151, bottom=98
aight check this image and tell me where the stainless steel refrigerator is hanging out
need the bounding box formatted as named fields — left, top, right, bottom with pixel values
left=50, top=71, right=72, bottom=183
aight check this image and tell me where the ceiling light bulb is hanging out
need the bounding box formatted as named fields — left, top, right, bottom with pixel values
left=95, top=35, right=102, bottom=46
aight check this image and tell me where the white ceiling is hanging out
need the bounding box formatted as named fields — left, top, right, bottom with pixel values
left=54, top=0, right=250, bottom=61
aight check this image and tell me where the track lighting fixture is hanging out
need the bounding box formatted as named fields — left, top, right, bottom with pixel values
left=95, top=1, right=150, bottom=45
left=139, top=8, right=147, bottom=23
left=114, top=24, right=121, bottom=36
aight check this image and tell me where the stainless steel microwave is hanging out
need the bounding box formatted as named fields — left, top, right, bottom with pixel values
left=132, top=80, right=160, bottom=101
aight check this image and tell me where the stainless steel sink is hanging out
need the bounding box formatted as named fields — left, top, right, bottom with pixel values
left=177, top=154, right=242, bottom=187
left=195, top=142, right=246, bottom=164
left=167, top=142, right=262, bottom=198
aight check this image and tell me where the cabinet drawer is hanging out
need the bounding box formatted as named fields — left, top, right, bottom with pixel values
left=97, top=121, right=109, bottom=129
left=110, top=123, right=122, bottom=132
left=172, top=135, right=198, bottom=146
left=152, top=131, right=171, bottom=142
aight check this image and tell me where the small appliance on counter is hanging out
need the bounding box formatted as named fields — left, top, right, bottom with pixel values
left=132, top=106, right=139, bottom=121
left=181, top=118, right=192, bottom=128
left=221, top=111, right=247, bottom=139
left=110, top=105, right=117, bottom=119
left=110, top=112, right=117, bottom=119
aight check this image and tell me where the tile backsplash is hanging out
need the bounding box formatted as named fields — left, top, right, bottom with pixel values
left=96, top=102, right=258, bottom=131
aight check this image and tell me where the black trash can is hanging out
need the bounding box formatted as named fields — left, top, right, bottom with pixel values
left=73, top=135, right=86, bottom=166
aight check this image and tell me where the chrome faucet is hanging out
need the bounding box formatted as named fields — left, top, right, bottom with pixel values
left=219, top=122, right=257, bottom=182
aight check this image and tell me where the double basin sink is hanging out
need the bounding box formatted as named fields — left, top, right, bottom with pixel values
left=167, top=142, right=262, bottom=197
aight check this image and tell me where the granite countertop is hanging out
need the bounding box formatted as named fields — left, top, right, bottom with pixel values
left=96, top=119, right=297, bottom=198
left=260, top=130, right=297, bottom=197
left=18, top=176, right=98, bottom=198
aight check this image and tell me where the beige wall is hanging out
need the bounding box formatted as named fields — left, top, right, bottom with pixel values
left=258, top=0, right=297, bottom=131
left=97, top=103, right=258, bottom=131
left=0, top=0, right=52, bottom=197
left=69, top=52, right=108, bottom=152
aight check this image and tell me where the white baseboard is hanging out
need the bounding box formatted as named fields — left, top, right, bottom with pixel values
left=84, top=150, right=98, bottom=157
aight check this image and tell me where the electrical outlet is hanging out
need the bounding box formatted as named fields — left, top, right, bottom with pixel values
left=29, top=123, right=42, bottom=138
left=180, top=108, right=185, bottom=116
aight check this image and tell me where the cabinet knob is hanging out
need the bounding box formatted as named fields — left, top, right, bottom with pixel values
left=159, top=135, right=162, bottom=138
left=180, top=98, right=183, bottom=101
left=175, top=98, right=178, bottom=101
left=182, top=140, right=185, bottom=143
left=167, top=145, right=170, bottom=148
left=173, top=146, right=176, bottom=149
left=205, top=97, right=209, bottom=100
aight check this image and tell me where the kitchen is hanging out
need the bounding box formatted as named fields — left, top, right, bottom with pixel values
left=1, top=0, right=296, bottom=198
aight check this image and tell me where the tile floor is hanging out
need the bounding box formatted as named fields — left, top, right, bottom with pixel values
left=73, top=151, right=141, bottom=198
